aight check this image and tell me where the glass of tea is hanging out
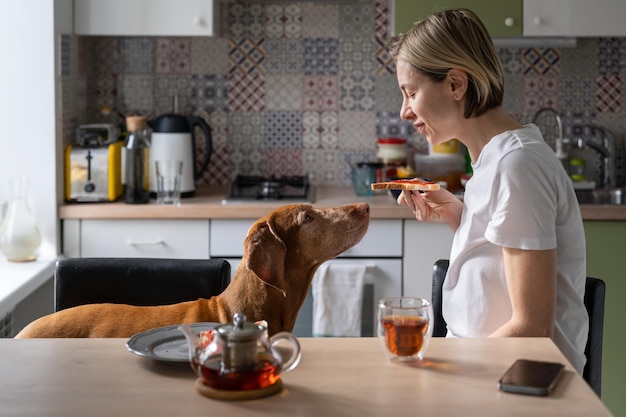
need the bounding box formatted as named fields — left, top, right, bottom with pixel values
left=377, top=297, right=433, bottom=362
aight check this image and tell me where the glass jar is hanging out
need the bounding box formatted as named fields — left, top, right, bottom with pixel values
left=376, top=138, right=407, bottom=180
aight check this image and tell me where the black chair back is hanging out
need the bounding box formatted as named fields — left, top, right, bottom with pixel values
left=583, top=277, right=605, bottom=397
left=55, top=257, right=231, bottom=311
left=431, top=259, right=605, bottom=397
left=431, top=259, right=449, bottom=338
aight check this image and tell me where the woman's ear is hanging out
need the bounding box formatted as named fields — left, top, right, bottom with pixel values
left=448, top=69, right=468, bottom=101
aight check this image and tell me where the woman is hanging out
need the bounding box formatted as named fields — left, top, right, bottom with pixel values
left=391, top=8, right=588, bottom=373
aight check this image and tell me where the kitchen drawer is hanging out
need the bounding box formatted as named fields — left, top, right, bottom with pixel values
left=80, top=220, right=209, bottom=258
left=210, top=219, right=403, bottom=258
left=74, top=0, right=219, bottom=36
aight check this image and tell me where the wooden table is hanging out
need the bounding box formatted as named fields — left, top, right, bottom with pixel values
left=0, top=337, right=612, bottom=417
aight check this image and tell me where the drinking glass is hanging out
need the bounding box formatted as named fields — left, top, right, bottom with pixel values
left=377, top=297, right=433, bottom=362
left=155, top=160, right=183, bottom=205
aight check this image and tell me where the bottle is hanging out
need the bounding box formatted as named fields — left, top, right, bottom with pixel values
left=123, top=116, right=150, bottom=204
left=0, top=176, right=42, bottom=262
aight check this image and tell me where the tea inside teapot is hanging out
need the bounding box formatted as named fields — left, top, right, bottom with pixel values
left=179, top=313, right=301, bottom=393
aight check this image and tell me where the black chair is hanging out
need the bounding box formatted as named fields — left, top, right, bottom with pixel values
left=583, top=277, right=605, bottom=398
left=54, top=257, right=231, bottom=311
left=431, top=259, right=449, bottom=338
left=431, top=258, right=605, bottom=397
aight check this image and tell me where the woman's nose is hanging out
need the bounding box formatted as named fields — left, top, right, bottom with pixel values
left=400, top=99, right=414, bottom=121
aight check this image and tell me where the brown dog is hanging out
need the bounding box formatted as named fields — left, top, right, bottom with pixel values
left=15, top=203, right=370, bottom=338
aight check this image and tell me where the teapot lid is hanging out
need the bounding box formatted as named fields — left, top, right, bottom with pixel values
left=216, top=313, right=264, bottom=342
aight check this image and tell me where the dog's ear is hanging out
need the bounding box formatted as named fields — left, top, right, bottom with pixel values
left=245, top=218, right=287, bottom=297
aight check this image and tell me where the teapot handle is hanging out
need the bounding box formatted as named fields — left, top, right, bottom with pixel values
left=178, top=324, right=201, bottom=376
left=270, top=332, right=302, bottom=373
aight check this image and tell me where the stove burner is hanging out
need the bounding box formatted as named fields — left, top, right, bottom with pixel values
left=224, top=175, right=314, bottom=203
left=258, top=180, right=283, bottom=199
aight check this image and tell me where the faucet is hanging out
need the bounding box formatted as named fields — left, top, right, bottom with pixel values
left=571, top=125, right=616, bottom=189
left=532, top=107, right=568, bottom=163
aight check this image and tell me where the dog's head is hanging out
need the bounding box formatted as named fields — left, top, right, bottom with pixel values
left=244, top=203, right=370, bottom=296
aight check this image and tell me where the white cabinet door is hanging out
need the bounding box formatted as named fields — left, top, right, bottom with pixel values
left=74, top=0, right=219, bottom=36
left=524, top=0, right=626, bottom=36
left=210, top=219, right=403, bottom=258
left=80, top=219, right=209, bottom=258
left=403, top=221, right=454, bottom=300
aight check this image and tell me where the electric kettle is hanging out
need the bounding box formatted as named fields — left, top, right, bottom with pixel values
left=148, top=114, right=212, bottom=197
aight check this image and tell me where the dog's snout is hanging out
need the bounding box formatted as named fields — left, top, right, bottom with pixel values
left=356, top=203, right=370, bottom=215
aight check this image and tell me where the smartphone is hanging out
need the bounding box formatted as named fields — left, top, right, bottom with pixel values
left=498, top=359, right=565, bottom=396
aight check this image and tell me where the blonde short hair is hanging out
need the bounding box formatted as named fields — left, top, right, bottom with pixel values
left=390, top=8, right=504, bottom=118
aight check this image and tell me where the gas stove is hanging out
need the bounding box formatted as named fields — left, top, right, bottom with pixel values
left=222, top=175, right=315, bottom=204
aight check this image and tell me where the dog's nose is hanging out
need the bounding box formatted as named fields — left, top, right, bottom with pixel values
left=355, top=203, right=370, bottom=215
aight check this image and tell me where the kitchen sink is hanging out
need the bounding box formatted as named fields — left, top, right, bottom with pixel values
left=575, top=188, right=626, bottom=205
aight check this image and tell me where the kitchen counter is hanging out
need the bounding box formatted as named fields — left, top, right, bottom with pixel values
left=0, top=257, right=56, bottom=318
left=59, top=186, right=626, bottom=221
left=59, top=186, right=412, bottom=220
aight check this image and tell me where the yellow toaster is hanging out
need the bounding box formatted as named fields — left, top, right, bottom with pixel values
left=65, top=124, right=123, bottom=202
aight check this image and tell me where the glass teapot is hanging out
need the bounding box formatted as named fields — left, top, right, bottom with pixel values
left=179, top=313, right=301, bottom=392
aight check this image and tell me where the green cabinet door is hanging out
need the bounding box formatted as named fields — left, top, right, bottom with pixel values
left=394, top=0, right=522, bottom=37
left=583, top=221, right=626, bottom=417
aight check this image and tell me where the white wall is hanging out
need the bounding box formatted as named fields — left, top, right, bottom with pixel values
left=0, top=0, right=72, bottom=259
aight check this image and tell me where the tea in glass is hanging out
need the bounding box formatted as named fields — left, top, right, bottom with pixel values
left=378, top=297, right=433, bottom=362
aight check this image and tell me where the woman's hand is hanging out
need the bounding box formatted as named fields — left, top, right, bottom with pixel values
left=397, top=188, right=463, bottom=232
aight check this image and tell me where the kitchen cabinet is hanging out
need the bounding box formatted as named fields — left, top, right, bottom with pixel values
left=74, top=0, right=219, bottom=36
left=394, top=0, right=522, bottom=37
left=210, top=219, right=404, bottom=337
left=62, top=219, right=209, bottom=258
left=395, top=0, right=626, bottom=38
left=402, top=221, right=454, bottom=299
left=524, top=0, right=626, bottom=37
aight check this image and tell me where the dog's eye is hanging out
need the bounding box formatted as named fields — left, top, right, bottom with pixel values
left=298, top=211, right=314, bottom=224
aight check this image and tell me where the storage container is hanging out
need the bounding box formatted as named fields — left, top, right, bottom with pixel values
left=414, top=154, right=465, bottom=191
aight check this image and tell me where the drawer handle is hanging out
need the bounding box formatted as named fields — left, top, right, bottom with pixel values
left=126, top=239, right=164, bottom=246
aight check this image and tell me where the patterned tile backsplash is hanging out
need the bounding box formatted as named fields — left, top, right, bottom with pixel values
left=60, top=0, right=626, bottom=188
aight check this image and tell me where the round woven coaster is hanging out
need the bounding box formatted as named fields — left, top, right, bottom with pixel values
left=194, top=378, right=283, bottom=401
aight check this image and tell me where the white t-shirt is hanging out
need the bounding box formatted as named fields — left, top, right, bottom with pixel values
left=444, top=124, right=589, bottom=374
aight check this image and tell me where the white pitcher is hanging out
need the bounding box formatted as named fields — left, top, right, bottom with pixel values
left=0, top=177, right=42, bottom=262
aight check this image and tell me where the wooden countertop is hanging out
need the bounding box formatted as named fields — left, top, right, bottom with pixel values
left=0, top=337, right=611, bottom=417
left=58, top=186, right=626, bottom=221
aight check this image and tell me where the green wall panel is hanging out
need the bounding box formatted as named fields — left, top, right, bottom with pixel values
left=584, top=220, right=626, bottom=416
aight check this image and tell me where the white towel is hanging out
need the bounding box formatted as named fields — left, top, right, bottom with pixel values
left=312, top=263, right=367, bottom=337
